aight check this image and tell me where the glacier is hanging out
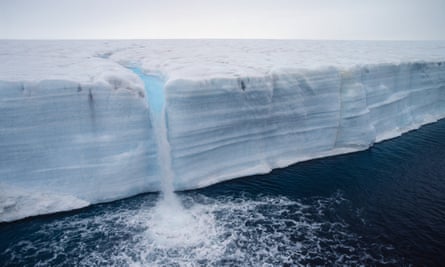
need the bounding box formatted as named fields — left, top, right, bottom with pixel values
left=1, top=40, right=445, bottom=221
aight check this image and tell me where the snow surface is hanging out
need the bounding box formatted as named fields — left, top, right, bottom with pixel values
left=1, top=40, right=445, bottom=221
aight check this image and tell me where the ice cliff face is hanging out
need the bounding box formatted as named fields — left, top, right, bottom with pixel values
left=0, top=80, right=161, bottom=221
left=165, top=62, right=445, bottom=189
left=1, top=40, right=445, bottom=221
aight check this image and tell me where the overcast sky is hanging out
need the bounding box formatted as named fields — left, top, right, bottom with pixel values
left=1, top=0, right=444, bottom=40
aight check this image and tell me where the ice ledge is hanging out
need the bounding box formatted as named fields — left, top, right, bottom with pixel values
left=0, top=184, right=89, bottom=223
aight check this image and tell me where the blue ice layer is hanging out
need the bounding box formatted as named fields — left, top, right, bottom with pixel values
left=128, top=67, right=165, bottom=114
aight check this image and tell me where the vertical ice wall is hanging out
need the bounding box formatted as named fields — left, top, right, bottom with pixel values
left=0, top=79, right=160, bottom=214
left=164, top=62, right=445, bottom=190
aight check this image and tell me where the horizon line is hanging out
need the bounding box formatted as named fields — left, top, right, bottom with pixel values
left=1, top=37, right=445, bottom=42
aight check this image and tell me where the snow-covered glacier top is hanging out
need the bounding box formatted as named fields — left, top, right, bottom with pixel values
left=1, top=40, right=445, bottom=82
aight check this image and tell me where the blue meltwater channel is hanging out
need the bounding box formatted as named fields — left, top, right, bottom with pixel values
left=128, top=66, right=174, bottom=196
left=128, top=67, right=165, bottom=114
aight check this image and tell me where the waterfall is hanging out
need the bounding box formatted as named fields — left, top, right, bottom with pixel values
left=128, top=67, right=175, bottom=201
left=129, top=66, right=214, bottom=246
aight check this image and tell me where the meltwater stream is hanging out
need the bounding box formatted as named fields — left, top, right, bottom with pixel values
left=127, top=67, right=216, bottom=249
left=128, top=67, right=174, bottom=197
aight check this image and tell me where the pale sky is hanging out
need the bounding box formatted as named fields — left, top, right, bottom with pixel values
left=1, top=0, right=444, bottom=40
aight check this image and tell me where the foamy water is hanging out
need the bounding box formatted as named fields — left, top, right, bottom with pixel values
left=0, top=192, right=399, bottom=266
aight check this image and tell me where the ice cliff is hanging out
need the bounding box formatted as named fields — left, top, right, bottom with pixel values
left=1, top=40, right=445, bottom=221
left=165, top=63, right=445, bottom=189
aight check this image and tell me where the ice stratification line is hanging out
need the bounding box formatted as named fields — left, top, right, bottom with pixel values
left=128, top=67, right=175, bottom=200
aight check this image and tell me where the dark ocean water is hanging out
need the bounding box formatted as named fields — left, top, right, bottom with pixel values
left=1, top=119, right=445, bottom=266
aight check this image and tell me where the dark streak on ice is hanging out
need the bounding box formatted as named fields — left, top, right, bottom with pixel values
left=88, top=89, right=94, bottom=103
left=88, top=89, right=96, bottom=125
left=299, top=78, right=315, bottom=96
left=240, top=80, right=246, bottom=91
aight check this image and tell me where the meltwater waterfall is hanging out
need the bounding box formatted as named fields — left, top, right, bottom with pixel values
left=128, top=67, right=175, bottom=199
left=128, top=67, right=212, bottom=246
